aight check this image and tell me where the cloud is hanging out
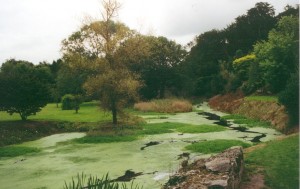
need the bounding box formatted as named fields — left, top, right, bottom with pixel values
left=0, top=0, right=298, bottom=64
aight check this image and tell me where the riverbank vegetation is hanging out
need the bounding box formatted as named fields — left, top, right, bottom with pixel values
left=134, top=99, right=192, bottom=113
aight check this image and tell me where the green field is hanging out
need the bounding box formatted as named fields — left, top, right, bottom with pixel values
left=0, top=101, right=111, bottom=122
left=245, top=134, right=299, bottom=189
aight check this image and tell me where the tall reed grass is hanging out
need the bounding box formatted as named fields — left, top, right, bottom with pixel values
left=64, top=173, right=142, bottom=189
left=134, top=99, right=192, bottom=113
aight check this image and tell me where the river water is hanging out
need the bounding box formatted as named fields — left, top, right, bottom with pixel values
left=0, top=103, right=282, bottom=189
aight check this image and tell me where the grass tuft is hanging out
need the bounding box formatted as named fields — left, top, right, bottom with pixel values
left=64, top=172, right=142, bottom=189
left=221, top=114, right=271, bottom=128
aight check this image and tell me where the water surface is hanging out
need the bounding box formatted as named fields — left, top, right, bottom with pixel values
left=0, top=103, right=282, bottom=189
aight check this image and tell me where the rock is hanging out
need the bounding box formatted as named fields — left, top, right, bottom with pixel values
left=208, top=179, right=228, bottom=188
left=205, top=158, right=231, bottom=172
left=164, top=146, right=244, bottom=189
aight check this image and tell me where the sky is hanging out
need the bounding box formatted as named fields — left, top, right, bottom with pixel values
left=0, top=0, right=298, bottom=64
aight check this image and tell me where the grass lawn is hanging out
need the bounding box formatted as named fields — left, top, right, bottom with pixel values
left=244, top=96, right=278, bottom=102
left=185, top=139, right=251, bottom=154
left=245, top=134, right=299, bottom=189
left=0, top=101, right=111, bottom=122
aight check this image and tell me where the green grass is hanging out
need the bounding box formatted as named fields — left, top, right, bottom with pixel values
left=138, top=122, right=184, bottom=135
left=139, top=122, right=226, bottom=135
left=75, top=135, right=138, bottom=143
left=73, top=122, right=227, bottom=144
left=244, top=96, right=278, bottom=102
left=185, top=139, right=251, bottom=154
left=0, top=101, right=111, bottom=122
left=221, top=114, right=271, bottom=128
left=176, top=124, right=226, bottom=133
left=0, top=146, right=40, bottom=157
left=245, top=134, right=299, bottom=189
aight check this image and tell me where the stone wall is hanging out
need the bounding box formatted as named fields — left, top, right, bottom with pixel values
left=164, top=146, right=244, bottom=189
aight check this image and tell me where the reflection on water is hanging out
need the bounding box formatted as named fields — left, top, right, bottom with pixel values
left=0, top=103, right=282, bottom=189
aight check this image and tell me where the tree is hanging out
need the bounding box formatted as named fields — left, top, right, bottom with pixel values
left=183, top=29, right=227, bottom=97
left=61, top=0, right=142, bottom=125
left=278, top=72, right=299, bottom=127
left=0, top=59, right=51, bottom=120
left=225, top=2, right=276, bottom=56
left=254, top=15, right=299, bottom=93
left=123, top=36, right=186, bottom=99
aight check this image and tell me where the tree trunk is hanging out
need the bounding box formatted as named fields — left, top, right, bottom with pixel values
left=111, top=99, right=118, bottom=126
left=159, top=84, right=165, bottom=99
left=112, top=107, right=117, bottom=126
left=19, top=112, right=27, bottom=121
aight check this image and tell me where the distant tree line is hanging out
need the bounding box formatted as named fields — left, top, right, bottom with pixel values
left=0, top=2, right=298, bottom=126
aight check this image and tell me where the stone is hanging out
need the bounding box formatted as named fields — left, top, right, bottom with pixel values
left=208, top=179, right=228, bottom=188
left=163, top=146, right=244, bottom=189
left=205, top=158, right=231, bottom=172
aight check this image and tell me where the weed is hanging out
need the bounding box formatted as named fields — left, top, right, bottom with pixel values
left=64, top=173, right=142, bottom=189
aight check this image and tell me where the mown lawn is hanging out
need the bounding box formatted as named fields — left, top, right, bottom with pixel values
left=0, top=101, right=111, bottom=122
left=245, top=134, right=299, bottom=189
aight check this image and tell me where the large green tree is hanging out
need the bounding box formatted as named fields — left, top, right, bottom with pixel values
left=62, top=0, right=142, bottom=125
left=183, top=29, right=227, bottom=97
left=225, top=2, right=276, bottom=56
left=123, top=36, right=186, bottom=99
left=254, top=15, right=299, bottom=93
left=0, top=59, right=51, bottom=120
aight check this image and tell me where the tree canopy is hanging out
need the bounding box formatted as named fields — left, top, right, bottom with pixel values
left=0, top=59, right=51, bottom=120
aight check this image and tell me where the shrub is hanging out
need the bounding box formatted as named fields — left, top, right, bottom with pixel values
left=61, top=94, right=83, bottom=113
left=62, top=94, right=75, bottom=110
left=278, top=73, right=299, bottom=127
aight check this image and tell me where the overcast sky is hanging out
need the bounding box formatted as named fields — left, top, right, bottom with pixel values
left=0, top=0, right=298, bottom=64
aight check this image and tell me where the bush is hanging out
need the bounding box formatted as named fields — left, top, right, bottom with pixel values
left=278, top=73, right=299, bottom=127
left=62, top=94, right=75, bottom=110
left=61, top=94, right=82, bottom=113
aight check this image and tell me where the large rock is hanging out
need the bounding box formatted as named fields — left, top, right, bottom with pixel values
left=164, top=146, right=244, bottom=189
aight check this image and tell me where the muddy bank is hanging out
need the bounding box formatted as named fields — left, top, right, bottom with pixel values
left=208, top=92, right=288, bottom=132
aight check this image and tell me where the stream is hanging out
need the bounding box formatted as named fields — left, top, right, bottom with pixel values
left=0, top=103, right=282, bottom=189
